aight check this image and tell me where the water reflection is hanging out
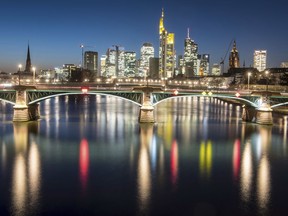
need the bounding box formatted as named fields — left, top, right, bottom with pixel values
left=79, top=138, right=90, bottom=191
left=137, top=124, right=153, bottom=215
left=199, top=140, right=212, bottom=180
left=11, top=122, right=41, bottom=216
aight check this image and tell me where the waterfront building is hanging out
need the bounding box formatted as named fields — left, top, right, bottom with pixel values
left=211, top=63, right=221, bottom=76
left=253, top=50, right=267, bottom=72
left=139, top=43, right=154, bottom=77
left=124, top=51, right=137, bottom=77
left=84, top=51, right=98, bottom=76
left=229, top=40, right=240, bottom=69
left=183, top=28, right=198, bottom=77
left=100, top=55, right=107, bottom=77
left=149, top=57, right=159, bottom=78
left=159, top=9, right=175, bottom=78
left=280, top=61, right=288, bottom=68
left=198, top=54, right=210, bottom=76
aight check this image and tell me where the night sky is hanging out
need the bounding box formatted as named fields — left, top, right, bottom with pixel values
left=0, top=0, right=287, bottom=73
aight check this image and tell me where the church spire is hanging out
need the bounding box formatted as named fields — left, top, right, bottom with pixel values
left=25, top=44, right=32, bottom=73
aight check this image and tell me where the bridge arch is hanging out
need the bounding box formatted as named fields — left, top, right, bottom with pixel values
left=152, top=94, right=258, bottom=108
left=28, top=92, right=142, bottom=107
left=271, top=102, right=288, bottom=109
left=0, top=99, right=16, bottom=106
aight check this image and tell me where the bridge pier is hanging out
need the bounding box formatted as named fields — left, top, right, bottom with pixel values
left=139, top=90, right=155, bottom=123
left=13, top=86, right=40, bottom=122
left=242, top=96, right=273, bottom=125
left=255, top=97, right=273, bottom=125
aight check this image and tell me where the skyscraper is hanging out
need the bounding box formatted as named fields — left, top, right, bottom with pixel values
left=124, top=51, right=137, bottom=77
left=229, top=40, right=240, bottom=68
left=84, top=51, right=98, bottom=75
left=254, top=50, right=267, bottom=72
left=159, top=9, right=175, bottom=78
left=139, top=43, right=154, bottom=77
left=183, top=28, right=198, bottom=77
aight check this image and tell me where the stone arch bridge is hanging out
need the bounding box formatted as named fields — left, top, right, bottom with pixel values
left=1, top=85, right=288, bottom=125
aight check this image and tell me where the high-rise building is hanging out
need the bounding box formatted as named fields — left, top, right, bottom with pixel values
left=159, top=9, right=175, bottom=78
left=198, top=54, right=210, bottom=76
left=105, top=48, right=116, bottom=77
left=149, top=57, right=160, bottom=78
left=84, top=51, right=98, bottom=75
left=139, top=43, right=154, bottom=77
left=124, top=51, right=137, bottom=77
left=229, top=40, right=240, bottom=68
left=254, top=50, right=267, bottom=72
left=100, top=55, right=107, bottom=76
left=211, top=64, right=221, bottom=76
left=183, top=28, right=198, bottom=77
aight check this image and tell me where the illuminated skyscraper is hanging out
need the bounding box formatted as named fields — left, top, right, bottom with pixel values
left=199, top=54, right=210, bottom=76
left=84, top=51, right=98, bottom=75
left=159, top=9, right=175, bottom=78
left=254, top=50, right=267, bottom=72
left=183, top=28, right=198, bottom=77
left=100, top=55, right=107, bottom=76
left=105, top=48, right=116, bottom=77
left=124, top=51, right=137, bottom=77
left=139, top=43, right=154, bottom=77
left=229, top=40, right=240, bottom=68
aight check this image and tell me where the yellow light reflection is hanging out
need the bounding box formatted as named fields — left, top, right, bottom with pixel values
left=12, top=155, right=27, bottom=216
left=240, top=142, right=252, bottom=203
left=29, top=141, right=41, bottom=208
left=257, top=155, right=271, bottom=214
left=199, top=140, right=213, bottom=179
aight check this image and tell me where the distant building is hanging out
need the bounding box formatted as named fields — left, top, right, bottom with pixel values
left=211, top=64, right=221, bottom=76
left=124, top=51, right=137, bottom=77
left=198, top=54, right=210, bottom=76
left=280, top=61, right=288, bottom=68
left=254, top=50, right=267, bottom=72
left=159, top=9, right=175, bottom=78
left=84, top=51, right=98, bottom=75
left=149, top=57, right=159, bottom=78
left=100, top=55, right=107, bottom=76
left=183, top=28, right=198, bottom=77
left=139, top=43, right=154, bottom=77
left=229, top=40, right=240, bottom=69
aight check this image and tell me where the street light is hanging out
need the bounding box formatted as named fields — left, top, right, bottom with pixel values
left=80, top=44, right=84, bottom=70
left=247, top=72, right=251, bottom=93
left=18, top=64, right=22, bottom=85
left=265, top=70, right=269, bottom=92
left=32, top=66, right=36, bottom=85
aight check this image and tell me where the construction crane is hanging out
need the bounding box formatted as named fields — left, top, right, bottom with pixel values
left=220, top=39, right=234, bottom=74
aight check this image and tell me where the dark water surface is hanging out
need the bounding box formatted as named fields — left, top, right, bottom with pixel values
left=1, top=95, right=288, bottom=216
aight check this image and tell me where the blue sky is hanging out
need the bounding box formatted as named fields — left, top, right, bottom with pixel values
left=0, top=0, right=287, bottom=73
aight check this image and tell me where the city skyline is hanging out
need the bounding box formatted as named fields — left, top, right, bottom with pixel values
left=0, top=0, right=288, bottom=73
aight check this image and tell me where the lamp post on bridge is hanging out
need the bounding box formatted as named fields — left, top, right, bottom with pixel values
left=247, top=72, right=251, bottom=93
left=18, top=64, right=22, bottom=85
left=265, top=70, right=269, bottom=92
left=32, top=66, right=36, bottom=85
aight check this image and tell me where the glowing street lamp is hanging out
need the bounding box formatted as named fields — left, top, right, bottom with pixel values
left=18, top=64, right=22, bottom=85
left=32, top=66, right=36, bottom=85
left=247, top=72, right=251, bottom=93
left=265, top=70, right=269, bottom=92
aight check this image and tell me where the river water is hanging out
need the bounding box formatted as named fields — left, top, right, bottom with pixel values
left=0, top=95, right=288, bottom=216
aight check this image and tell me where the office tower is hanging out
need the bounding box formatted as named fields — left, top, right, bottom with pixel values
left=124, top=51, right=137, bottom=77
left=24, top=44, right=32, bottom=73
left=211, top=63, right=221, bottom=76
left=159, top=9, right=175, bottom=78
left=139, top=43, right=154, bottom=77
left=198, top=54, right=210, bottom=76
left=105, top=48, right=116, bottom=77
left=149, top=57, right=160, bottom=78
left=183, top=28, right=198, bottom=77
left=254, top=50, right=267, bottom=72
left=84, top=51, right=98, bottom=75
left=229, top=40, right=240, bottom=68
left=100, top=55, right=107, bottom=76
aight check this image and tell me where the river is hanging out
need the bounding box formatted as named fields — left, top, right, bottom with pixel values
left=0, top=95, right=288, bottom=215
